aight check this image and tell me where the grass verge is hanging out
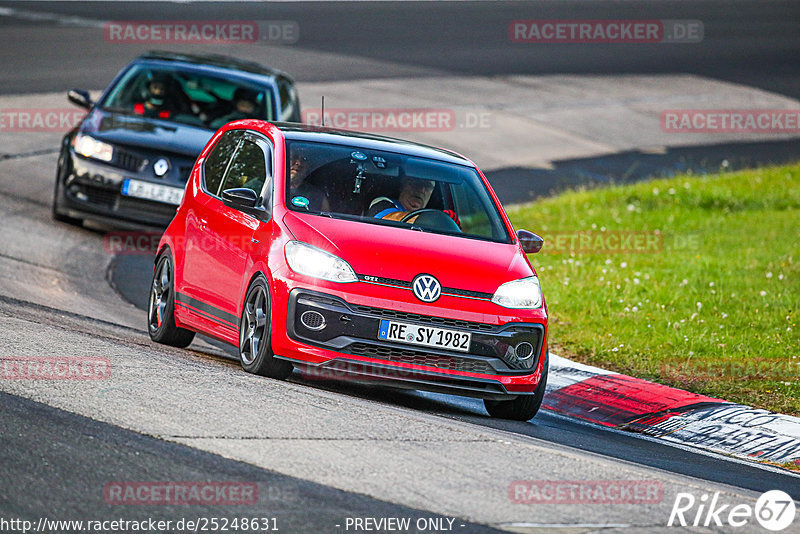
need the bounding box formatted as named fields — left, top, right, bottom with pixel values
left=508, top=163, right=799, bottom=415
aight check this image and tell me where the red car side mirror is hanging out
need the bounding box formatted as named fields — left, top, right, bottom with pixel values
left=517, top=229, right=543, bottom=254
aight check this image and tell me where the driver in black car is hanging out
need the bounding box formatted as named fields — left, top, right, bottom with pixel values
left=368, top=175, right=460, bottom=227
left=134, top=72, right=186, bottom=119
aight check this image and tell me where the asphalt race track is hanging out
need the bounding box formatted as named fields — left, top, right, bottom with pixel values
left=1, top=1, right=800, bottom=532
left=1, top=1, right=799, bottom=98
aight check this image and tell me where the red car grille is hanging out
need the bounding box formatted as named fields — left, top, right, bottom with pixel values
left=347, top=343, right=494, bottom=374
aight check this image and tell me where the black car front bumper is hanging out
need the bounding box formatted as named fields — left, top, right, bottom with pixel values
left=55, top=148, right=194, bottom=228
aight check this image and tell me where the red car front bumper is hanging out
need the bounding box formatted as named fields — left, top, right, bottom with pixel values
left=268, top=274, right=547, bottom=400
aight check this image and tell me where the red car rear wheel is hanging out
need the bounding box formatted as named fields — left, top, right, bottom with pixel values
left=148, top=252, right=195, bottom=348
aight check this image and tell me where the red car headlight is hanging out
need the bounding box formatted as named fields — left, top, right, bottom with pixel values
left=491, top=276, right=544, bottom=309
left=284, top=241, right=358, bottom=283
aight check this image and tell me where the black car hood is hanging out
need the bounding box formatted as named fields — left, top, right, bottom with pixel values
left=80, top=109, right=214, bottom=158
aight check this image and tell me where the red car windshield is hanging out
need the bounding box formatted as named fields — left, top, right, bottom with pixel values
left=285, top=140, right=512, bottom=243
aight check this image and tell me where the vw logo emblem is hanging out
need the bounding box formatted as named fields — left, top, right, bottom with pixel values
left=153, top=158, right=169, bottom=177
left=412, top=274, right=441, bottom=303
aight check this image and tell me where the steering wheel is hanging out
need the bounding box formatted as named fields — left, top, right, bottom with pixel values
left=400, top=209, right=461, bottom=232
left=400, top=209, right=441, bottom=223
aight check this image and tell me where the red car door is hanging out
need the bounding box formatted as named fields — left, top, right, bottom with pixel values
left=181, top=130, right=273, bottom=342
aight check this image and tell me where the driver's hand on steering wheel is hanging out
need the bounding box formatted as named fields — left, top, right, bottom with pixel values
left=443, top=209, right=461, bottom=229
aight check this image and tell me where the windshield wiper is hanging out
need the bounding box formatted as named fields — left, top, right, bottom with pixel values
left=100, top=106, right=134, bottom=115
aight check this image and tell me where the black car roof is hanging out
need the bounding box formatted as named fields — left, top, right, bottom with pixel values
left=273, top=122, right=472, bottom=166
left=137, top=51, right=293, bottom=80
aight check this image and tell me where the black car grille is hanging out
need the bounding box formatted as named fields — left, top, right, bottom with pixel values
left=347, top=343, right=494, bottom=374
left=350, top=304, right=497, bottom=333
left=81, top=185, right=117, bottom=207
left=113, top=148, right=146, bottom=173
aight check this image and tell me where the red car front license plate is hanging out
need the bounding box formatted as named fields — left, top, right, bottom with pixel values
left=377, top=319, right=471, bottom=353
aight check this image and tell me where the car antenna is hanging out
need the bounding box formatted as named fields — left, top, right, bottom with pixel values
left=321, top=96, right=325, bottom=127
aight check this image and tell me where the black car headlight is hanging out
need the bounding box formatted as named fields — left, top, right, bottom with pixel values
left=73, top=133, right=114, bottom=162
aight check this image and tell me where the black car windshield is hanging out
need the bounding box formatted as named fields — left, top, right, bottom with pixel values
left=285, top=140, right=512, bottom=243
left=99, top=64, right=275, bottom=129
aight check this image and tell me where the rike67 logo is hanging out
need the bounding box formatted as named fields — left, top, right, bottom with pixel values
left=668, top=490, right=796, bottom=531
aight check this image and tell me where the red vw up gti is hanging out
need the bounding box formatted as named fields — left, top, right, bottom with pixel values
left=149, top=120, right=548, bottom=420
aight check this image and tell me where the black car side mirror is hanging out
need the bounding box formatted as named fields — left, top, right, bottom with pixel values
left=517, top=229, right=543, bottom=254
left=68, top=89, right=93, bottom=110
left=222, top=188, right=272, bottom=222
left=222, top=188, right=260, bottom=209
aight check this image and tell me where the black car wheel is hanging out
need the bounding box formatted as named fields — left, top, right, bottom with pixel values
left=239, top=275, right=293, bottom=379
left=484, top=349, right=549, bottom=421
left=148, top=252, right=195, bottom=347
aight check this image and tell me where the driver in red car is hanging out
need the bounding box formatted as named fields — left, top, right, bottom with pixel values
left=368, top=175, right=460, bottom=226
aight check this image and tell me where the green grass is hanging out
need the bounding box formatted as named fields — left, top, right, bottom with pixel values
left=507, top=163, right=800, bottom=415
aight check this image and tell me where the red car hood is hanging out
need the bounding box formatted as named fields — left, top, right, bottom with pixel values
left=282, top=211, right=533, bottom=294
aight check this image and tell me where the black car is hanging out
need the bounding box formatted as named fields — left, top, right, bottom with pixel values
left=52, top=51, right=301, bottom=228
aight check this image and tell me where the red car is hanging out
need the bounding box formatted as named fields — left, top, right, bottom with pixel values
left=149, top=120, right=549, bottom=420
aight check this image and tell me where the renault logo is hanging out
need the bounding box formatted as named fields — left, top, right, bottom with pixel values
left=153, top=158, right=170, bottom=177
left=412, top=274, right=441, bottom=303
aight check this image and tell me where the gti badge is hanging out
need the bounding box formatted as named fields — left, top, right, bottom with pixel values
left=412, top=274, right=441, bottom=303
left=153, top=158, right=169, bottom=177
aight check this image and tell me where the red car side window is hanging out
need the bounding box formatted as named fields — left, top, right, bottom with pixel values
left=202, top=130, right=242, bottom=196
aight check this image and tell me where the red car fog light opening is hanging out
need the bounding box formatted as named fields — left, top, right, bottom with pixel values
left=514, top=342, right=535, bottom=361
left=300, top=310, right=327, bottom=331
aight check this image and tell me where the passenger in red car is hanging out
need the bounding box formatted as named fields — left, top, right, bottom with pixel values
left=288, top=146, right=330, bottom=211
